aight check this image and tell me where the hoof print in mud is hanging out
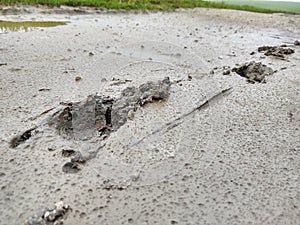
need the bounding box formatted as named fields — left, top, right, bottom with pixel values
left=232, top=61, right=274, bottom=83
left=62, top=162, right=81, bottom=174
left=11, top=78, right=172, bottom=174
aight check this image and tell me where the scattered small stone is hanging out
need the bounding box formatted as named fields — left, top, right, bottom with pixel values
left=294, top=40, right=300, bottom=46
left=23, top=201, right=69, bottom=225
left=223, top=70, right=231, bottom=75
left=232, top=61, right=274, bottom=83
left=250, top=51, right=255, bottom=55
left=89, top=52, right=94, bottom=56
left=48, top=147, right=56, bottom=152
left=75, top=76, right=82, bottom=81
left=0, top=62, right=7, bottom=66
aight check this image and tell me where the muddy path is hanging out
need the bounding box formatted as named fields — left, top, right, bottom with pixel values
left=0, top=7, right=299, bottom=225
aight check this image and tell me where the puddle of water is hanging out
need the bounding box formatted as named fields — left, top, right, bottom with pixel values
left=0, top=20, right=66, bottom=33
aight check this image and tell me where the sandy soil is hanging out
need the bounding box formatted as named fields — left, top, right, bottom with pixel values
left=0, top=6, right=299, bottom=225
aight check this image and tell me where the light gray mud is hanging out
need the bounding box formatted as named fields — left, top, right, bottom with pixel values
left=0, top=7, right=299, bottom=225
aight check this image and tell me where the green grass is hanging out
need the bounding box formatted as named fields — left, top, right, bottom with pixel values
left=0, top=0, right=298, bottom=14
left=209, top=0, right=300, bottom=14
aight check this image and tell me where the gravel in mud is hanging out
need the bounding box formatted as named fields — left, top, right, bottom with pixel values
left=0, top=7, right=299, bottom=225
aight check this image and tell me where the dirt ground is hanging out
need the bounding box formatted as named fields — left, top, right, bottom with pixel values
left=0, top=6, right=299, bottom=225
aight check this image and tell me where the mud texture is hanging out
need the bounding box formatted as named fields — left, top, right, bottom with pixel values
left=258, top=45, right=295, bottom=58
left=232, top=61, right=274, bottom=83
left=23, top=201, right=69, bottom=225
left=48, top=77, right=170, bottom=140
left=1, top=7, right=300, bottom=225
left=10, top=78, right=171, bottom=173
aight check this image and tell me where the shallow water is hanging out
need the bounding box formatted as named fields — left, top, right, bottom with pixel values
left=0, top=20, right=66, bottom=33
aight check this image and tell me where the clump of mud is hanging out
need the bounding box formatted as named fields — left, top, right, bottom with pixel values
left=232, top=61, right=274, bottom=83
left=48, top=77, right=171, bottom=140
left=10, top=78, right=171, bottom=173
left=9, top=127, right=36, bottom=148
left=23, top=201, right=70, bottom=225
left=258, top=45, right=295, bottom=59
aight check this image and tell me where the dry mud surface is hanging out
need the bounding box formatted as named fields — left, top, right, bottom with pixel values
left=0, top=7, right=300, bottom=225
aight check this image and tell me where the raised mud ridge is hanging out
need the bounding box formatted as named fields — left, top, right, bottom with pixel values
left=10, top=78, right=172, bottom=173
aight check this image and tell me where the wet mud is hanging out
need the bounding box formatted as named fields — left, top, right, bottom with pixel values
left=1, top=8, right=299, bottom=225
left=10, top=78, right=172, bottom=173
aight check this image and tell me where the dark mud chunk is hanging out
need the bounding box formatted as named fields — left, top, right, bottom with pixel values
left=232, top=61, right=274, bottom=83
left=294, top=40, right=300, bottom=46
left=61, top=149, right=77, bottom=157
left=24, top=201, right=70, bottom=225
left=258, top=46, right=295, bottom=58
left=9, top=127, right=36, bottom=148
left=223, top=69, right=231, bottom=75
left=48, top=77, right=171, bottom=140
left=62, top=162, right=81, bottom=173
left=48, top=95, right=114, bottom=139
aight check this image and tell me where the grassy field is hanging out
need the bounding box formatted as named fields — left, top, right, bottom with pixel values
left=209, top=0, right=300, bottom=14
left=0, top=0, right=299, bottom=13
